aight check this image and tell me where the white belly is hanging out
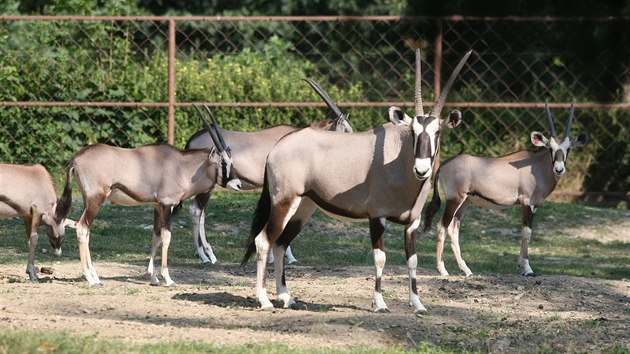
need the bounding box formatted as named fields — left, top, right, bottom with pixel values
left=468, top=195, right=513, bottom=210
left=107, top=190, right=151, bottom=207
left=319, top=208, right=367, bottom=222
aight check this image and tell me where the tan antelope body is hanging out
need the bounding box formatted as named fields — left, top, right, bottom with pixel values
left=185, top=79, right=353, bottom=265
left=0, top=163, right=73, bottom=280
left=242, top=49, right=472, bottom=313
left=62, top=108, right=240, bottom=286
left=424, top=102, right=587, bottom=276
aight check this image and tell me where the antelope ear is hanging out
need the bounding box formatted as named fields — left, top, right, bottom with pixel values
left=442, top=109, right=462, bottom=129
left=531, top=131, right=549, bottom=147
left=208, top=146, right=221, bottom=163
left=64, top=219, right=77, bottom=229
left=388, top=106, right=412, bottom=126
left=571, top=133, right=587, bottom=148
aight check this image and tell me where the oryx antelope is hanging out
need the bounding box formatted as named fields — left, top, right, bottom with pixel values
left=0, top=163, right=74, bottom=280
left=61, top=107, right=241, bottom=287
left=423, top=101, right=587, bottom=277
left=185, top=78, right=353, bottom=265
left=242, top=49, right=472, bottom=313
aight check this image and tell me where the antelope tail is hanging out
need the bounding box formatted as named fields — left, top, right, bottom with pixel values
left=423, top=168, right=442, bottom=232
left=55, top=165, right=74, bottom=222
left=241, top=170, right=272, bottom=267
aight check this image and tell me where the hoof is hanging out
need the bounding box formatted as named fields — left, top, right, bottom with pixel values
left=373, top=307, right=390, bottom=313
left=414, top=307, right=428, bottom=314
left=524, top=272, right=538, bottom=277
left=165, top=282, right=178, bottom=287
left=90, top=282, right=103, bottom=288
left=287, top=260, right=299, bottom=265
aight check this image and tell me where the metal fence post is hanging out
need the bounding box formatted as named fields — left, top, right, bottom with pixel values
left=167, top=19, right=176, bottom=145
left=433, top=19, right=443, bottom=99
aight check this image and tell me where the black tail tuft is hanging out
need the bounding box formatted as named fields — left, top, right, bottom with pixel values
left=423, top=169, right=442, bottom=233
left=240, top=170, right=272, bottom=267
left=55, top=165, right=74, bottom=222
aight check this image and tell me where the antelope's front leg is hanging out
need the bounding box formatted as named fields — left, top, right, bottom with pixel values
left=158, top=206, right=176, bottom=286
left=23, top=215, right=39, bottom=281
left=370, top=218, right=389, bottom=313
left=147, top=208, right=161, bottom=285
left=274, top=245, right=295, bottom=308
left=189, top=200, right=211, bottom=264
left=285, top=245, right=298, bottom=265
left=405, top=219, right=427, bottom=314
left=519, top=206, right=536, bottom=276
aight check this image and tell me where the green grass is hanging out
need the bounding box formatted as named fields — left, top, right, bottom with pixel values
left=1, top=191, right=628, bottom=279
left=0, top=330, right=453, bottom=354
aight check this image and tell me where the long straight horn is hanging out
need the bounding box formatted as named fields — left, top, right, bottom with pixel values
left=203, top=105, right=230, bottom=151
left=430, top=50, right=472, bottom=118
left=545, top=99, right=558, bottom=137
left=563, top=101, right=575, bottom=140
left=414, top=48, right=424, bottom=117
left=303, top=78, right=344, bottom=118
left=193, top=104, right=223, bottom=152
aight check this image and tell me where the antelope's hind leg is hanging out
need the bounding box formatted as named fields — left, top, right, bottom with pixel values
left=518, top=205, right=536, bottom=276
left=150, top=205, right=177, bottom=286
left=254, top=196, right=305, bottom=310
left=273, top=198, right=316, bottom=309
left=370, top=218, right=390, bottom=313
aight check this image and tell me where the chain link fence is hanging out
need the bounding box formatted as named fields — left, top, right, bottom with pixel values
left=0, top=16, right=628, bottom=203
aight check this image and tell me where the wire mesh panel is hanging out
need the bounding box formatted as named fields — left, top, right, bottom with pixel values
left=0, top=16, right=628, bottom=200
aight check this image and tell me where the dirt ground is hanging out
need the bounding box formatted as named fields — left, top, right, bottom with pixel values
left=1, top=252, right=629, bottom=353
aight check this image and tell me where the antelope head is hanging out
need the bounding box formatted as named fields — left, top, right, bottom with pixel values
left=193, top=105, right=242, bottom=191
left=389, top=49, right=471, bottom=180
left=531, top=100, right=588, bottom=179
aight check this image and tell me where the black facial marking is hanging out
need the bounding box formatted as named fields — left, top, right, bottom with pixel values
left=554, top=149, right=565, bottom=163
left=414, top=116, right=440, bottom=160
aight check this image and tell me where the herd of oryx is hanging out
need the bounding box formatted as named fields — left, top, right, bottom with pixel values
left=1, top=49, right=586, bottom=314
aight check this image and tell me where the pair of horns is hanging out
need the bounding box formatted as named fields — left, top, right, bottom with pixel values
left=414, top=48, right=472, bottom=119
left=303, top=78, right=348, bottom=121
left=193, top=105, right=229, bottom=153
left=545, top=100, right=575, bottom=140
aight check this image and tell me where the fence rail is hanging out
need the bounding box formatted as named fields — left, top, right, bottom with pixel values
left=0, top=15, right=628, bottom=202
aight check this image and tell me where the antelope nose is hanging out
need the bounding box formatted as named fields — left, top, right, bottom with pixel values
left=414, top=167, right=431, bottom=180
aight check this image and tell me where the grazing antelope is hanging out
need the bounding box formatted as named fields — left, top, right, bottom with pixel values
left=61, top=107, right=241, bottom=287
left=242, top=49, right=472, bottom=313
left=0, top=163, right=74, bottom=280
left=423, top=101, right=587, bottom=277
left=185, top=78, right=353, bottom=265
